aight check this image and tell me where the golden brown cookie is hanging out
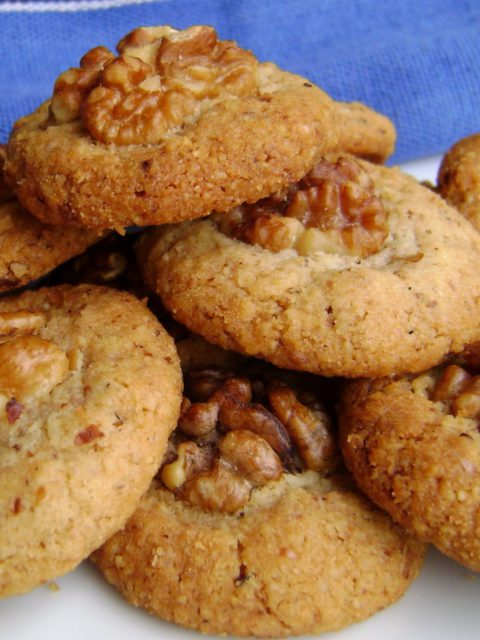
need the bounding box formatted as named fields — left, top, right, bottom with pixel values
left=137, top=152, right=480, bottom=378
left=93, top=361, right=425, bottom=637
left=0, top=285, right=182, bottom=598
left=334, top=101, right=396, bottom=163
left=338, top=344, right=480, bottom=572
left=437, top=132, right=480, bottom=230
left=5, top=25, right=341, bottom=231
left=0, top=145, right=102, bottom=292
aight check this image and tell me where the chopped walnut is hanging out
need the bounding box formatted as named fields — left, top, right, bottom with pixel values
left=74, top=424, right=104, bottom=446
left=50, top=25, right=258, bottom=145
left=215, top=156, right=388, bottom=258
left=0, top=310, right=46, bottom=339
left=5, top=398, right=24, bottom=424
left=431, top=363, right=480, bottom=420
left=0, top=335, right=69, bottom=402
left=159, top=366, right=339, bottom=513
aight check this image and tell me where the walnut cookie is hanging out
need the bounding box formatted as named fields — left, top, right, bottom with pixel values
left=0, top=285, right=182, bottom=598
left=136, top=152, right=480, bottom=378
left=92, top=357, right=425, bottom=637
left=437, top=132, right=480, bottom=231
left=338, top=341, right=480, bottom=572
left=5, top=24, right=335, bottom=231
left=0, top=145, right=103, bottom=293
left=4, top=25, right=394, bottom=231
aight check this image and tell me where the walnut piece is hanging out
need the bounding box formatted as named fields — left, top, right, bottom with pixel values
left=50, top=25, right=258, bottom=145
left=178, top=462, right=252, bottom=514
left=218, top=429, right=283, bottom=486
left=159, top=367, right=339, bottom=513
left=432, top=363, right=480, bottom=420
left=215, top=156, right=388, bottom=258
left=0, top=310, right=46, bottom=338
left=50, top=46, right=115, bottom=124
left=0, top=336, right=69, bottom=402
left=268, top=384, right=337, bottom=473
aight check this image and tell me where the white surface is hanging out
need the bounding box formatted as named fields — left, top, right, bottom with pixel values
left=2, top=155, right=480, bottom=639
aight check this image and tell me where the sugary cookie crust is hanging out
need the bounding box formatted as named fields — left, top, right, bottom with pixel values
left=0, top=285, right=182, bottom=597
left=437, top=132, right=480, bottom=230
left=338, top=371, right=480, bottom=571
left=92, top=473, right=424, bottom=637
left=4, top=24, right=341, bottom=231
left=137, top=156, right=480, bottom=378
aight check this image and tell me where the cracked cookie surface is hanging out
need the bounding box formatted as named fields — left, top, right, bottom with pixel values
left=0, top=284, right=182, bottom=598
left=339, top=346, right=480, bottom=572
left=137, top=153, right=480, bottom=378
left=92, top=353, right=424, bottom=637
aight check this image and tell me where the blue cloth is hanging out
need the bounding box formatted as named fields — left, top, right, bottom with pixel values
left=1, top=0, right=479, bottom=163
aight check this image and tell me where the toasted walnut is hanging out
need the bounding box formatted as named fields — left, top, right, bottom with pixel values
left=452, top=378, right=480, bottom=420
left=51, top=25, right=258, bottom=145
left=268, top=384, right=337, bottom=473
left=218, top=429, right=283, bottom=486
left=218, top=394, right=295, bottom=465
left=178, top=461, right=252, bottom=514
left=0, top=310, right=46, bottom=338
left=215, top=156, right=388, bottom=258
left=211, top=376, right=253, bottom=405
left=431, top=363, right=480, bottom=420
left=177, top=397, right=219, bottom=436
left=0, top=336, right=69, bottom=401
left=187, top=368, right=234, bottom=401
left=50, top=46, right=115, bottom=123
left=161, top=441, right=215, bottom=490
left=431, top=365, right=472, bottom=405
left=159, top=366, right=339, bottom=513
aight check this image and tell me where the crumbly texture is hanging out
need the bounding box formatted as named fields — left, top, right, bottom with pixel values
left=338, top=373, right=480, bottom=571
left=437, top=132, right=480, bottom=230
left=136, top=156, right=480, bottom=378
left=5, top=62, right=338, bottom=231
left=0, top=146, right=102, bottom=292
left=0, top=285, right=182, bottom=597
left=92, top=473, right=424, bottom=637
left=0, top=201, right=103, bottom=292
left=333, top=101, right=396, bottom=163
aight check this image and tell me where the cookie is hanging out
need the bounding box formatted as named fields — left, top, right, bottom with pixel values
left=0, top=145, right=102, bottom=292
left=437, top=132, right=480, bottom=230
left=137, top=152, right=480, bottom=378
left=0, top=284, right=182, bottom=597
left=338, top=343, right=480, bottom=571
left=92, top=360, right=425, bottom=637
left=5, top=25, right=340, bottom=231
left=334, top=101, right=396, bottom=163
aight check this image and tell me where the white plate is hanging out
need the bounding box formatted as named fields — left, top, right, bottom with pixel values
left=2, top=155, right=480, bottom=639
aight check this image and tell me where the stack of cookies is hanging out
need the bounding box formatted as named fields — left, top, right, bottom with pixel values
left=1, top=23, right=480, bottom=637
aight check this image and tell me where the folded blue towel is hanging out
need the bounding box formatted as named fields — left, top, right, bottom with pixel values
left=1, top=0, right=479, bottom=163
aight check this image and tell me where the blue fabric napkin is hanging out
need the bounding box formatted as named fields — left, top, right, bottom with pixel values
left=1, top=0, right=479, bottom=163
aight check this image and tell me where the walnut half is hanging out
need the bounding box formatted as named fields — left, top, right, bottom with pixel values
left=50, top=25, right=259, bottom=145
left=215, top=156, right=388, bottom=259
